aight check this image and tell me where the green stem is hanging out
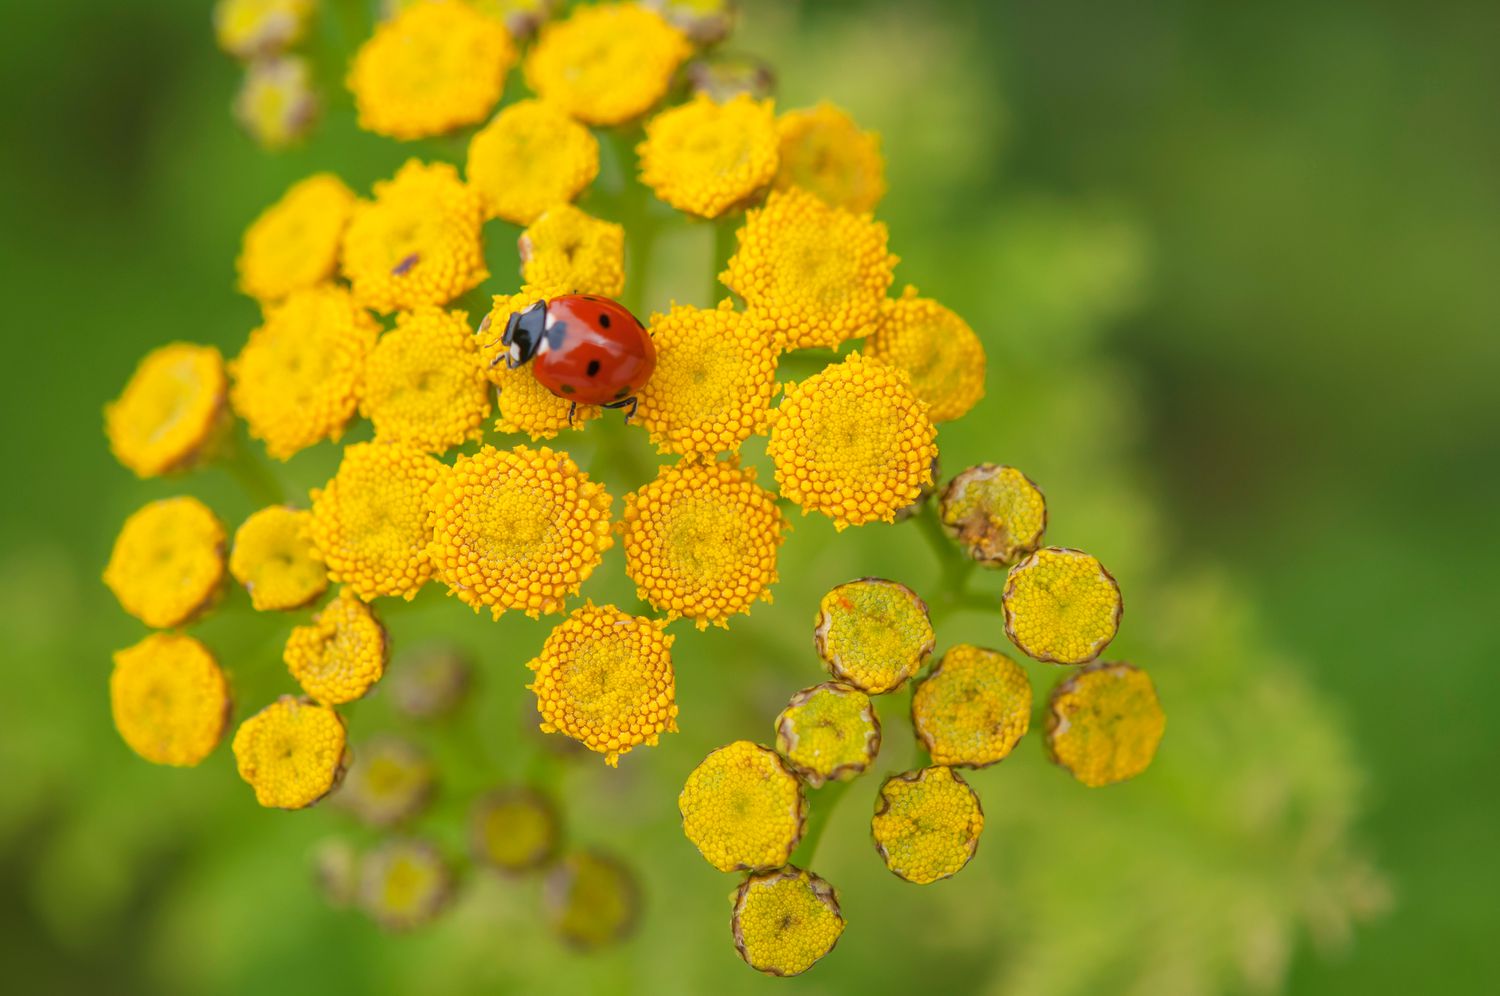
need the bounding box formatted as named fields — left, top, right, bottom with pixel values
left=219, top=433, right=285, bottom=506
left=790, top=779, right=852, bottom=869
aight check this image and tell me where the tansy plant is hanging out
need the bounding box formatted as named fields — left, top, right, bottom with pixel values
left=105, top=0, right=1167, bottom=971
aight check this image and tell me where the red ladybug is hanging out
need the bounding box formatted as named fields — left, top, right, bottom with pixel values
left=490, top=295, right=656, bottom=422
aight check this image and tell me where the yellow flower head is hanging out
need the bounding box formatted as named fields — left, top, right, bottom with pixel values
left=721, top=187, right=896, bottom=350
left=335, top=736, right=434, bottom=827
left=357, top=838, right=453, bottom=931
left=544, top=850, right=640, bottom=948
left=871, top=766, right=984, bottom=885
left=105, top=343, right=227, bottom=478
left=428, top=445, right=614, bottom=618
left=309, top=442, right=445, bottom=600
left=471, top=787, right=561, bottom=872
left=620, top=458, right=785, bottom=628
left=644, top=0, right=734, bottom=44
left=774, top=681, right=881, bottom=787
left=526, top=603, right=677, bottom=765
left=214, top=0, right=313, bottom=59
left=731, top=867, right=845, bottom=977
left=518, top=205, right=625, bottom=297
left=389, top=642, right=472, bottom=719
left=481, top=289, right=602, bottom=438
left=341, top=159, right=488, bottom=314
left=111, top=633, right=231, bottom=767
left=524, top=3, right=691, bottom=126
left=1003, top=547, right=1123, bottom=665
left=678, top=740, right=805, bottom=872
left=635, top=300, right=779, bottom=456
left=234, top=55, right=318, bottom=150
left=638, top=92, right=779, bottom=218
left=229, top=506, right=327, bottom=611
left=284, top=588, right=389, bottom=705
left=1046, top=661, right=1165, bottom=787
left=912, top=645, right=1031, bottom=767
left=813, top=577, right=934, bottom=693
left=774, top=103, right=886, bottom=214
left=467, top=99, right=599, bottom=224
left=361, top=307, right=490, bottom=453
left=939, top=464, right=1047, bottom=567
left=230, top=285, right=379, bottom=459
left=232, top=695, right=349, bottom=809
left=767, top=352, right=937, bottom=529
left=237, top=173, right=356, bottom=303
left=104, top=497, right=226, bottom=629
left=866, top=286, right=986, bottom=422
left=347, top=0, right=515, bottom=140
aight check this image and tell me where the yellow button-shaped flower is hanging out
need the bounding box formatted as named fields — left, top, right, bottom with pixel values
left=679, top=740, right=805, bottom=872
left=1003, top=547, right=1122, bottom=665
left=544, top=849, right=640, bottom=948
left=232, top=696, right=348, bottom=809
left=1045, top=661, right=1165, bottom=787
left=939, top=464, right=1047, bottom=567
left=519, top=205, right=625, bottom=298
left=813, top=577, right=934, bottom=694
left=871, top=766, right=984, bottom=884
left=638, top=92, right=779, bottom=218
left=773, top=102, right=886, bottom=214
left=866, top=286, right=987, bottom=423
left=233, top=55, right=318, bottom=151
left=467, top=99, right=599, bottom=224
left=229, top=506, right=327, bottom=611
left=731, top=867, right=845, bottom=977
left=284, top=587, right=388, bottom=705
left=526, top=604, right=677, bottom=765
left=357, top=838, right=453, bottom=931
left=912, top=645, right=1031, bottom=767
left=105, top=343, right=227, bottom=478
left=111, top=633, right=231, bottom=767
left=237, top=173, right=355, bottom=303
left=214, top=0, right=312, bottom=59
left=334, top=736, right=434, bottom=827
left=525, top=3, right=690, bottom=126
left=471, top=787, right=561, bottom=873
left=104, top=496, right=226, bottom=629
left=774, top=681, right=881, bottom=787
left=360, top=306, right=490, bottom=454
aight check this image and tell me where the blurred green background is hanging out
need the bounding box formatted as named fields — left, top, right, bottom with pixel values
left=1, top=0, right=1496, bottom=993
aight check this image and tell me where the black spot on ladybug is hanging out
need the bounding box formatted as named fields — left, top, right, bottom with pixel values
left=598, top=312, right=611, bottom=329
left=586, top=359, right=601, bottom=377
left=560, top=383, right=575, bottom=394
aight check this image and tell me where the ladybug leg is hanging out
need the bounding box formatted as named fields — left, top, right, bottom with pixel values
left=567, top=401, right=577, bottom=427
left=603, top=396, right=639, bottom=422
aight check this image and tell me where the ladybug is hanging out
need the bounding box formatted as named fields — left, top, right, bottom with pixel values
left=491, top=294, right=656, bottom=422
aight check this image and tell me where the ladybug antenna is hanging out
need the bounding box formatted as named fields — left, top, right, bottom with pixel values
left=501, top=300, right=547, bottom=369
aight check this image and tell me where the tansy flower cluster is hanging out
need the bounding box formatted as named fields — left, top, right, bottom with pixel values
left=100, top=0, right=1165, bottom=973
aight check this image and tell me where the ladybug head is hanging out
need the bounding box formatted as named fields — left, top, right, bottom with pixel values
left=501, top=300, right=548, bottom=368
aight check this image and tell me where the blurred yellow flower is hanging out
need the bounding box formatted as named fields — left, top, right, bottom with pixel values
left=348, top=0, right=515, bottom=140
left=638, top=92, right=778, bottom=218
left=234, top=55, right=318, bottom=150
left=111, top=633, right=231, bottom=767
left=471, top=787, right=561, bottom=872
left=866, top=286, right=986, bottom=422
left=309, top=442, right=445, bottom=600
left=1046, top=662, right=1165, bottom=787
left=341, top=159, right=488, bottom=313
left=768, top=352, right=937, bottom=530
left=519, top=205, right=625, bottom=297
left=105, top=343, right=227, bottom=478
left=1003, top=547, right=1122, bottom=665
left=526, top=603, right=678, bottom=765
left=774, top=682, right=881, bottom=787
left=427, top=445, right=614, bottom=618
left=361, top=306, right=490, bottom=453
left=229, top=506, right=327, bottom=611
left=731, top=867, right=845, bottom=977
left=284, top=588, right=389, bottom=705
left=635, top=300, right=779, bottom=456
left=358, top=838, right=453, bottom=930
left=774, top=103, right=886, bottom=214
left=679, top=740, right=804, bottom=872
left=912, top=645, right=1031, bottom=767
left=232, top=696, right=349, bottom=809
left=467, top=99, right=599, bottom=224
left=104, top=497, right=226, bottom=629
left=871, top=766, right=984, bottom=884
left=237, top=173, right=356, bottom=303
left=335, top=736, right=434, bottom=827
left=620, top=458, right=785, bottom=628
left=544, top=850, right=640, bottom=948
left=214, top=0, right=312, bottom=59
left=938, top=464, right=1048, bottom=567
left=230, top=285, right=378, bottom=459
left=524, top=3, right=690, bottom=126
left=721, top=187, right=896, bottom=350
left=813, top=577, right=934, bottom=693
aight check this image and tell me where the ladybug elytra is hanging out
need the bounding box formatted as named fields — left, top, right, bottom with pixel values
left=490, top=295, right=656, bottom=422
